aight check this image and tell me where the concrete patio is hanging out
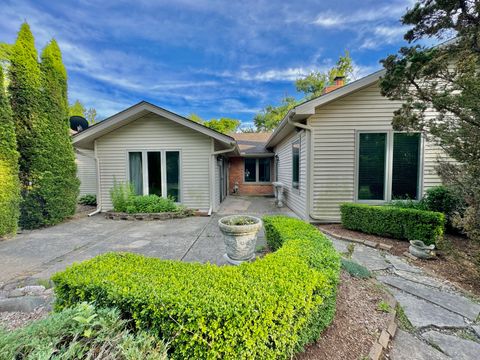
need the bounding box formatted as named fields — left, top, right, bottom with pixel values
left=0, top=196, right=296, bottom=286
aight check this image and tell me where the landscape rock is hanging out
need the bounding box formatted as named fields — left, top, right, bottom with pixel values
left=388, top=287, right=467, bottom=328
left=378, top=275, right=480, bottom=320
left=422, top=330, right=480, bottom=359
left=385, top=254, right=422, bottom=273
left=351, top=245, right=391, bottom=271
left=392, top=270, right=445, bottom=289
left=0, top=296, right=47, bottom=313
left=472, top=325, right=480, bottom=338
left=391, top=329, right=449, bottom=360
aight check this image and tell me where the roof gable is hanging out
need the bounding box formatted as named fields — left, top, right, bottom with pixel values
left=73, top=101, right=236, bottom=149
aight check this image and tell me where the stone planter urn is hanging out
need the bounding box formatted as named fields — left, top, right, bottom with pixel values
left=218, top=215, right=262, bottom=265
left=409, top=240, right=436, bottom=259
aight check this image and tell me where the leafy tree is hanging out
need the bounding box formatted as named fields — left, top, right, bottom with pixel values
left=380, top=0, right=480, bottom=241
left=253, top=97, right=297, bottom=132
left=295, top=51, right=354, bottom=99
left=20, top=39, right=80, bottom=228
left=0, top=65, right=20, bottom=236
left=68, top=99, right=86, bottom=117
left=188, top=113, right=240, bottom=134
left=254, top=52, right=354, bottom=131
left=69, top=100, right=97, bottom=124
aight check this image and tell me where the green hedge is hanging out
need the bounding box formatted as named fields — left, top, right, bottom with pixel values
left=52, top=216, right=340, bottom=359
left=340, top=203, right=445, bottom=245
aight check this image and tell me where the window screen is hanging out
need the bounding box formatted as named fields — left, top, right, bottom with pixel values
left=147, top=152, right=162, bottom=196
left=166, top=151, right=180, bottom=201
left=244, top=158, right=256, bottom=182
left=358, top=133, right=386, bottom=200
left=292, top=140, right=300, bottom=189
left=129, top=152, right=143, bottom=195
left=258, top=158, right=271, bottom=182
left=392, top=133, right=420, bottom=199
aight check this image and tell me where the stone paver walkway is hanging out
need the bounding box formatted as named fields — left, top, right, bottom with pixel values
left=327, top=234, right=480, bottom=359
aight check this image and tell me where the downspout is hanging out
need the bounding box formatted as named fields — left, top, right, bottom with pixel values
left=208, top=143, right=236, bottom=216
left=88, top=140, right=102, bottom=217
left=287, top=112, right=314, bottom=222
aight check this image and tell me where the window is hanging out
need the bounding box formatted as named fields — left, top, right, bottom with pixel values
left=244, top=158, right=271, bottom=183
left=292, top=140, right=300, bottom=189
left=358, top=133, right=386, bottom=200
left=129, top=152, right=143, bottom=195
left=258, top=158, right=271, bottom=182
left=356, top=132, right=421, bottom=202
left=392, top=133, right=421, bottom=200
left=128, top=150, right=181, bottom=201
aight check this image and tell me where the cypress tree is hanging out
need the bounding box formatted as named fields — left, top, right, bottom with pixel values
left=20, top=39, right=79, bottom=228
left=0, top=65, right=20, bottom=237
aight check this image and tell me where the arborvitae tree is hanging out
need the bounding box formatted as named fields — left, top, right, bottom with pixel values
left=8, top=23, right=41, bottom=183
left=0, top=65, right=20, bottom=237
left=21, top=39, right=79, bottom=227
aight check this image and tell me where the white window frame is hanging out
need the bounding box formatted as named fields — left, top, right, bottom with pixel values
left=292, top=138, right=301, bottom=191
left=243, top=157, right=272, bottom=184
left=126, top=149, right=182, bottom=202
left=354, top=131, right=424, bottom=203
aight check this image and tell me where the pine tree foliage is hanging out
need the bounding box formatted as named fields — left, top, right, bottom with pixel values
left=0, top=65, right=20, bottom=236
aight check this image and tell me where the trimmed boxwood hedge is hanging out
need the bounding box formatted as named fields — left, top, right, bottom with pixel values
left=340, top=203, right=445, bottom=245
left=52, top=216, right=340, bottom=359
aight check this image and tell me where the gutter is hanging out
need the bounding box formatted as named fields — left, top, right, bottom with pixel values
left=208, top=143, right=237, bottom=216
left=88, top=140, right=102, bottom=216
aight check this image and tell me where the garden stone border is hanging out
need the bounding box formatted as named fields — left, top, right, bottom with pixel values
left=321, top=228, right=394, bottom=251
left=368, top=290, right=398, bottom=360
left=105, top=209, right=196, bottom=221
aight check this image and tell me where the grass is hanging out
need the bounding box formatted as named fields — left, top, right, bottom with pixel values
left=36, top=278, right=53, bottom=289
left=377, top=300, right=392, bottom=313
left=341, top=258, right=371, bottom=279
left=395, top=304, right=414, bottom=332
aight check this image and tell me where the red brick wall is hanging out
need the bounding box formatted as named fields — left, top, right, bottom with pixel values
left=228, top=157, right=273, bottom=196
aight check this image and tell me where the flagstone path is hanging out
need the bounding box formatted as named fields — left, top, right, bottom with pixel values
left=325, top=234, right=480, bottom=360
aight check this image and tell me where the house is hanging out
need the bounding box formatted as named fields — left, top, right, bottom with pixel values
left=73, top=69, right=447, bottom=221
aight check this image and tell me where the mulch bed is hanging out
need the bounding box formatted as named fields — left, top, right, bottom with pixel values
left=296, top=271, right=392, bottom=360
left=319, top=224, right=480, bottom=297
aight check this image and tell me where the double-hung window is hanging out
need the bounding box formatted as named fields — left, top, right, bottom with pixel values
left=128, top=150, right=180, bottom=202
left=356, top=132, right=421, bottom=202
left=244, top=158, right=271, bottom=183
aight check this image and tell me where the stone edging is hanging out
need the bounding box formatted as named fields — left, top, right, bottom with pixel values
left=368, top=290, right=398, bottom=360
left=320, top=228, right=393, bottom=251
left=105, top=209, right=196, bottom=221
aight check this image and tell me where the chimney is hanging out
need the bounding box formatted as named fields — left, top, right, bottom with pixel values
left=323, top=75, right=345, bottom=94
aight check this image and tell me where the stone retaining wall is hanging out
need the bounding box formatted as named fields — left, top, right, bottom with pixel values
left=105, top=209, right=195, bottom=221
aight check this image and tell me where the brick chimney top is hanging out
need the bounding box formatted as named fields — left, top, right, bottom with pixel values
left=323, top=75, right=345, bottom=94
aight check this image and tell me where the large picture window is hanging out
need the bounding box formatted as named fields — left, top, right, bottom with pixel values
left=128, top=150, right=181, bottom=201
left=356, top=132, right=421, bottom=202
left=292, top=140, right=300, bottom=189
left=244, top=158, right=271, bottom=183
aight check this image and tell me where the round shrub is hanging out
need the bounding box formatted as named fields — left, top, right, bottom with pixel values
left=52, top=216, right=340, bottom=359
left=78, top=194, right=96, bottom=206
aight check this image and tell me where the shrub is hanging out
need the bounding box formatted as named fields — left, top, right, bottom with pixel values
left=52, top=216, right=340, bottom=359
left=110, top=181, right=135, bottom=212
left=0, top=302, right=167, bottom=360
left=389, top=198, right=427, bottom=211
left=341, top=259, right=371, bottom=279
left=0, top=65, right=20, bottom=237
left=126, top=194, right=177, bottom=213
left=340, top=203, right=445, bottom=245
left=78, top=194, right=96, bottom=206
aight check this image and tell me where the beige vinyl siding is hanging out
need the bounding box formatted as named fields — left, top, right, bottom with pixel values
left=309, top=82, right=446, bottom=222
left=95, top=113, right=211, bottom=211
left=76, top=150, right=97, bottom=196
left=215, top=160, right=220, bottom=209
left=274, top=130, right=307, bottom=219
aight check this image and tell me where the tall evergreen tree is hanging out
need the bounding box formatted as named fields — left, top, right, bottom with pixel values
left=0, top=65, right=20, bottom=237
left=8, top=23, right=41, bottom=184
left=21, top=39, right=79, bottom=227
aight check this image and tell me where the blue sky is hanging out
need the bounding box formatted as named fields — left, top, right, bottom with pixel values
left=1, top=0, right=418, bottom=127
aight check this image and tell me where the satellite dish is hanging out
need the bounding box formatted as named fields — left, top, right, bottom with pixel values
left=70, top=116, right=89, bottom=132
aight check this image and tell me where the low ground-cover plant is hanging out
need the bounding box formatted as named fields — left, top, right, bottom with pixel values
left=78, top=194, right=97, bottom=206
left=341, top=259, right=371, bottom=279
left=0, top=302, right=167, bottom=360
left=340, top=203, right=445, bottom=245
left=110, top=181, right=178, bottom=213
left=52, top=216, right=340, bottom=359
